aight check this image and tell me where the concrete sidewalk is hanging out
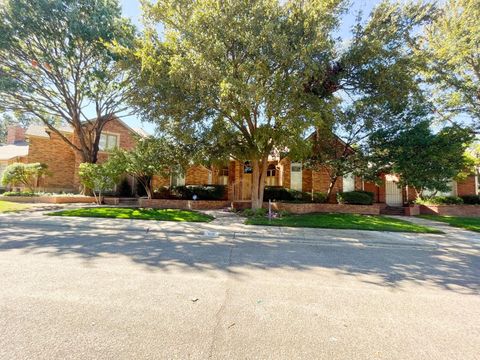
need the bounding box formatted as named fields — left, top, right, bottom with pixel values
left=1, top=208, right=478, bottom=251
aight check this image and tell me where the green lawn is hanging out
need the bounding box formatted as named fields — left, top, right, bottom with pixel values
left=48, top=207, right=214, bottom=222
left=419, top=215, right=480, bottom=233
left=0, top=200, right=29, bottom=213
left=246, top=213, right=442, bottom=233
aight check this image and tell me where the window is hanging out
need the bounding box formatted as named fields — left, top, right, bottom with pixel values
left=244, top=161, right=252, bottom=174
left=99, top=133, right=118, bottom=151
left=290, top=162, right=302, bottom=191
left=218, top=167, right=229, bottom=185
left=266, top=164, right=276, bottom=186
left=343, top=173, right=355, bottom=192
left=171, top=173, right=185, bottom=187
left=422, top=181, right=456, bottom=197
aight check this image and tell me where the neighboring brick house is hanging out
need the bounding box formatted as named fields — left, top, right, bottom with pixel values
left=153, top=156, right=363, bottom=203
left=2, top=121, right=478, bottom=203
left=0, top=118, right=145, bottom=192
left=0, top=127, right=29, bottom=186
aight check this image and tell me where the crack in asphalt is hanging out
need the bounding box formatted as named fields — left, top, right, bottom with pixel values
left=208, top=241, right=235, bottom=359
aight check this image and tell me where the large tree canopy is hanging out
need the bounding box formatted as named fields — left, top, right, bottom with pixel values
left=365, top=121, right=474, bottom=196
left=0, top=0, right=135, bottom=163
left=421, top=0, right=480, bottom=132
left=123, top=0, right=433, bottom=208
left=128, top=0, right=346, bottom=208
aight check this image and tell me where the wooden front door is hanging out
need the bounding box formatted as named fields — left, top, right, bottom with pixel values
left=241, top=174, right=252, bottom=200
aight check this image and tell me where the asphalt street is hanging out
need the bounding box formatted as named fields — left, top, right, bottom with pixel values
left=0, top=214, right=479, bottom=359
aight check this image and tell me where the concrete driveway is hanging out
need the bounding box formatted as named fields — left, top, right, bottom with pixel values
left=0, top=212, right=479, bottom=359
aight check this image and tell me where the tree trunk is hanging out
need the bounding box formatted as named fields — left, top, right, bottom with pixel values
left=250, top=156, right=269, bottom=209
left=326, top=176, right=340, bottom=203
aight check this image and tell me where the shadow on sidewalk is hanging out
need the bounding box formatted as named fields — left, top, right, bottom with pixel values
left=0, top=223, right=479, bottom=295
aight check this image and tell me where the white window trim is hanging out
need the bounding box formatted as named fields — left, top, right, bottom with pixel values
left=290, top=162, right=302, bottom=191
left=171, top=173, right=185, bottom=187
left=342, top=173, right=355, bottom=192
left=98, top=131, right=121, bottom=152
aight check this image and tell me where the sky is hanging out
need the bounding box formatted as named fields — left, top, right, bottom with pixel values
left=118, top=0, right=380, bottom=134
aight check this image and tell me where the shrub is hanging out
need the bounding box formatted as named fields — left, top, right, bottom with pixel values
left=460, top=195, right=480, bottom=205
left=242, top=207, right=267, bottom=218
left=2, top=191, right=38, bottom=197
left=353, top=190, right=374, bottom=202
left=263, top=186, right=293, bottom=201
left=277, top=210, right=290, bottom=218
left=153, top=186, right=174, bottom=199
left=263, top=187, right=327, bottom=203
left=312, top=192, right=327, bottom=203
left=78, top=162, right=123, bottom=204
left=173, top=185, right=226, bottom=200
left=337, top=191, right=373, bottom=205
left=1, top=162, right=49, bottom=191
left=416, top=196, right=464, bottom=205
left=117, top=178, right=133, bottom=197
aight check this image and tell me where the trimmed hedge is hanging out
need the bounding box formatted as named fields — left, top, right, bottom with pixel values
left=416, top=196, right=464, bottom=205
left=2, top=191, right=38, bottom=197
left=337, top=191, right=373, bottom=205
left=172, top=185, right=227, bottom=200
left=460, top=195, right=480, bottom=205
left=263, top=186, right=326, bottom=203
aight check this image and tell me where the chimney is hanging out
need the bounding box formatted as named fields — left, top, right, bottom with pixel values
left=7, top=126, right=26, bottom=144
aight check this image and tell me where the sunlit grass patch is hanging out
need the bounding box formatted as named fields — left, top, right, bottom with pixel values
left=0, top=200, right=29, bottom=213
left=47, top=207, right=213, bottom=222
left=419, top=215, right=480, bottom=233
left=246, top=213, right=442, bottom=233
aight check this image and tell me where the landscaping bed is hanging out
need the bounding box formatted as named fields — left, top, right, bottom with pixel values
left=140, top=198, right=231, bottom=210
left=1, top=195, right=98, bottom=204
left=419, top=215, right=480, bottom=233
left=246, top=213, right=441, bottom=233
left=47, top=207, right=214, bottom=222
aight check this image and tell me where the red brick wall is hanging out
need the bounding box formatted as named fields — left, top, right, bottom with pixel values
left=7, top=126, right=25, bottom=144
left=420, top=204, right=480, bottom=217
left=364, top=181, right=380, bottom=203
left=280, top=158, right=291, bottom=189
left=27, top=133, right=77, bottom=191
left=266, top=202, right=380, bottom=215
left=302, top=168, right=312, bottom=192
left=186, top=165, right=210, bottom=185
left=457, top=175, right=478, bottom=196
left=139, top=198, right=231, bottom=210
left=72, top=118, right=139, bottom=189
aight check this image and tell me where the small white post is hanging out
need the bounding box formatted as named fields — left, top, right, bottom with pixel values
left=268, top=199, right=272, bottom=221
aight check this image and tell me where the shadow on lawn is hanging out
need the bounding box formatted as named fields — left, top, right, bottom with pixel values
left=0, top=222, right=479, bottom=295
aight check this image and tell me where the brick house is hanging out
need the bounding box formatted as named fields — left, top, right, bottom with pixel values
left=0, top=118, right=145, bottom=192
left=1, top=121, right=478, bottom=203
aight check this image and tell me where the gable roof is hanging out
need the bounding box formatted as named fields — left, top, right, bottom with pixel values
left=0, top=144, right=29, bottom=161
left=25, top=124, right=73, bottom=138
left=25, top=118, right=149, bottom=139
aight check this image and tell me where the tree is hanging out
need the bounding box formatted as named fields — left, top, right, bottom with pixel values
left=110, top=137, right=187, bottom=199
left=365, top=121, right=474, bottom=197
left=303, top=100, right=431, bottom=200
left=1, top=162, right=49, bottom=192
left=126, top=0, right=434, bottom=209
left=126, top=0, right=346, bottom=208
left=0, top=0, right=135, bottom=163
left=78, top=161, right=123, bottom=204
left=421, top=0, right=480, bottom=132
